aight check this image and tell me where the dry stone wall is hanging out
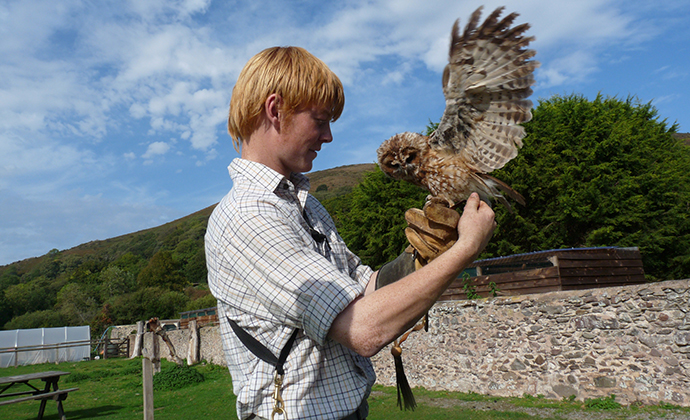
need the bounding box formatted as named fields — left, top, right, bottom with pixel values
left=371, top=279, right=690, bottom=406
left=118, top=279, right=690, bottom=406
left=112, top=324, right=227, bottom=366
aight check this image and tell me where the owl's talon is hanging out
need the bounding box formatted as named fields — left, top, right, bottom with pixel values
left=424, top=196, right=454, bottom=210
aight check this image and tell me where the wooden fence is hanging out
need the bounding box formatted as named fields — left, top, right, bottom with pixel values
left=440, top=247, right=647, bottom=301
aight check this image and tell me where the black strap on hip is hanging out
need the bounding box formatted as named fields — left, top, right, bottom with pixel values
left=227, top=317, right=299, bottom=376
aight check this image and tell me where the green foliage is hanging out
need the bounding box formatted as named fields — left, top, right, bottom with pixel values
left=4, top=277, right=55, bottom=314
left=488, top=281, right=500, bottom=297
left=99, top=266, right=136, bottom=301
left=462, top=273, right=480, bottom=300
left=325, top=166, right=427, bottom=269
left=109, top=287, right=189, bottom=325
left=486, top=94, right=690, bottom=280
left=4, top=309, right=66, bottom=329
left=57, top=282, right=100, bottom=325
left=657, top=401, right=681, bottom=410
left=1, top=206, right=212, bottom=331
left=138, top=250, right=187, bottom=291
left=585, top=394, right=621, bottom=410
left=185, top=293, right=218, bottom=311
left=153, top=363, right=205, bottom=391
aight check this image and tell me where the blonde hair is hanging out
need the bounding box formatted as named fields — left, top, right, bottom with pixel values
left=228, top=46, right=344, bottom=151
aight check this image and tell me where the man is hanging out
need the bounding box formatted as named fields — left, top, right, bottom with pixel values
left=205, top=46, right=495, bottom=420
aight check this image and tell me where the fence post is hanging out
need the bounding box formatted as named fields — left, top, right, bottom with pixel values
left=142, top=357, right=154, bottom=420
left=151, top=331, right=160, bottom=374
left=186, top=320, right=199, bottom=365
left=131, top=321, right=144, bottom=358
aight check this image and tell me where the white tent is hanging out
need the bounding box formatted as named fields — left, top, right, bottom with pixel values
left=0, top=326, right=90, bottom=368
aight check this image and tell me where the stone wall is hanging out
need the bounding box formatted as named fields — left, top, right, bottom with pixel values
left=111, top=324, right=227, bottom=366
left=116, top=279, right=690, bottom=406
left=371, top=279, right=690, bottom=406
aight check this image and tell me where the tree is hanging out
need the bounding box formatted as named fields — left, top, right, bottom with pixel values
left=109, top=287, right=189, bottom=324
left=57, top=283, right=100, bottom=325
left=99, top=266, right=136, bottom=302
left=137, top=250, right=186, bottom=291
left=485, top=94, right=690, bottom=280
left=4, top=310, right=65, bottom=330
left=328, top=94, right=690, bottom=281
left=4, top=277, right=54, bottom=315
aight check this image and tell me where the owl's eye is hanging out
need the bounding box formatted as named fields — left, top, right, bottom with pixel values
left=404, top=152, right=417, bottom=164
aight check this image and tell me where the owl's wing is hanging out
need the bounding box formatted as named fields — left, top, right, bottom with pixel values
left=429, top=6, right=539, bottom=173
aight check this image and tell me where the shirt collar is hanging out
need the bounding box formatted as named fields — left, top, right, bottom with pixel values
left=229, top=158, right=311, bottom=208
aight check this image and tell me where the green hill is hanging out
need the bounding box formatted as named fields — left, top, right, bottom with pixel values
left=0, top=164, right=376, bottom=333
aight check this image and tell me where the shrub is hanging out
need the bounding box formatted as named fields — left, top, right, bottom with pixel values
left=585, top=394, right=621, bottom=410
left=153, top=363, right=205, bottom=391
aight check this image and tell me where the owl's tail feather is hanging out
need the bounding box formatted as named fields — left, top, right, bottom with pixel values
left=476, top=173, right=525, bottom=212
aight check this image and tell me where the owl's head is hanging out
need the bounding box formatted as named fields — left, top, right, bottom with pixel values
left=376, top=132, right=426, bottom=184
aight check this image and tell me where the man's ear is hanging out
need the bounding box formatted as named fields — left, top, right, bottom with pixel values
left=265, top=93, right=282, bottom=130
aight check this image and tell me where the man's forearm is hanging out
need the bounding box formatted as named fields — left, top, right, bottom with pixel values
left=329, top=238, right=482, bottom=357
left=328, top=193, right=495, bottom=357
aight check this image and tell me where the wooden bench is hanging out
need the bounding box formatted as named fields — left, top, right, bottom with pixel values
left=0, top=387, right=79, bottom=419
left=0, top=371, right=78, bottom=420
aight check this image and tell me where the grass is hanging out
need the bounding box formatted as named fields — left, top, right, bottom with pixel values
left=1, top=358, right=688, bottom=420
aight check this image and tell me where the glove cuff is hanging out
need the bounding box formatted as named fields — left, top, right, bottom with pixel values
left=376, top=251, right=417, bottom=289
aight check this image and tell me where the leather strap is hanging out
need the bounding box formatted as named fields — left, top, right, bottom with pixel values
left=227, top=318, right=299, bottom=376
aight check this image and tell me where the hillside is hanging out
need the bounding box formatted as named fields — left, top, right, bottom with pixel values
left=0, top=164, right=377, bottom=332
left=2, top=164, right=374, bottom=271
left=308, top=163, right=376, bottom=200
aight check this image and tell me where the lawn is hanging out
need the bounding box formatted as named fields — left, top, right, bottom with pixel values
left=1, top=358, right=687, bottom=420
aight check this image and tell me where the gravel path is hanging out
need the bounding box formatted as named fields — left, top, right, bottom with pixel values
left=419, top=396, right=690, bottom=420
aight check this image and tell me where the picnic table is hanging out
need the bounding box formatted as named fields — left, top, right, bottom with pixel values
left=0, top=370, right=78, bottom=420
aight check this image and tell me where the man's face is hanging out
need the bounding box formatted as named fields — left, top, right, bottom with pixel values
left=277, top=106, right=333, bottom=175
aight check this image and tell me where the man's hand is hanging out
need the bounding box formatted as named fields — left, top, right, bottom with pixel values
left=455, top=193, right=496, bottom=261
left=404, top=202, right=460, bottom=264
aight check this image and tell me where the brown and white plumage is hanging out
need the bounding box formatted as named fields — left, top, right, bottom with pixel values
left=377, top=6, right=539, bottom=211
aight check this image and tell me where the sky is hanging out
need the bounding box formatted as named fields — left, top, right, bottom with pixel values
left=1, top=0, right=689, bottom=266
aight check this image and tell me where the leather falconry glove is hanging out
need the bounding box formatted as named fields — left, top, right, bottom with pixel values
left=404, top=201, right=460, bottom=266
left=376, top=202, right=460, bottom=288
left=374, top=202, right=460, bottom=411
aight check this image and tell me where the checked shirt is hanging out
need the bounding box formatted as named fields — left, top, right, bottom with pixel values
left=205, top=158, right=376, bottom=420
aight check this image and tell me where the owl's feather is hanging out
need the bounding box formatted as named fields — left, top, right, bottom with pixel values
left=377, top=7, right=538, bottom=211
left=433, top=6, right=539, bottom=172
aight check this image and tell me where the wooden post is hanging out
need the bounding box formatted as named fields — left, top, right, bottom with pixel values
left=186, top=320, right=199, bottom=366
left=142, top=357, right=154, bottom=420
left=131, top=321, right=144, bottom=358
left=151, top=331, right=160, bottom=374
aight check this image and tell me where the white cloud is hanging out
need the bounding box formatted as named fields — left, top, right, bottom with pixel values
left=1, top=0, right=688, bottom=265
left=142, top=141, right=172, bottom=158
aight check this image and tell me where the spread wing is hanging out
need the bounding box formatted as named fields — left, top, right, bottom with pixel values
left=430, top=6, right=539, bottom=173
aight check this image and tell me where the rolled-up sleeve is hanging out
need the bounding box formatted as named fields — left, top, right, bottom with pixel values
left=211, top=205, right=364, bottom=346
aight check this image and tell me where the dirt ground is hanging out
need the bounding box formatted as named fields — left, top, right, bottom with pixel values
left=419, top=396, right=690, bottom=420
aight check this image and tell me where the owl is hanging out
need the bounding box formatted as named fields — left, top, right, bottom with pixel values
left=377, top=6, right=539, bottom=211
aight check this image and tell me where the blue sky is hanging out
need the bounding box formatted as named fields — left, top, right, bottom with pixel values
left=1, top=0, right=689, bottom=265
